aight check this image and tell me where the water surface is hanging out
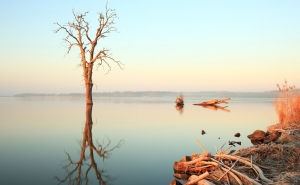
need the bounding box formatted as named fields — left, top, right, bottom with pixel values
left=0, top=97, right=277, bottom=185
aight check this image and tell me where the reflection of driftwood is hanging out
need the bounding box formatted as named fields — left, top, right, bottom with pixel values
left=193, top=98, right=231, bottom=106
left=54, top=105, right=124, bottom=185
left=195, top=104, right=230, bottom=112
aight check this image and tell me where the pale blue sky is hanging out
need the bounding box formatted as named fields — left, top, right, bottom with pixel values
left=0, top=0, right=300, bottom=95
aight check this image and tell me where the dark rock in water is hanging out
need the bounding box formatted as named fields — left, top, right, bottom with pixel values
left=228, top=141, right=241, bottom=147
left=234, top=133, right=241, bottom=137
left=229, top=140, right=235, bottom=146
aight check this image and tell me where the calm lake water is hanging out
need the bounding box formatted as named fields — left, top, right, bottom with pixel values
left=0, top=96, right=277, bottom=185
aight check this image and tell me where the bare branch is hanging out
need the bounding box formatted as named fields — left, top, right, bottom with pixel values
left=93, top=48, right=124, bottom=74
left=54, top=22, right=80, bottom=43
left=101, top=59, right=112, bottom=74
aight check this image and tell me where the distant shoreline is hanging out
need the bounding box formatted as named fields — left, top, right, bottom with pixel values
left=11, top=91, right=278, bottom=98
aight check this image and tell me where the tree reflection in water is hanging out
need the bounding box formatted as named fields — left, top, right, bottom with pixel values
left=55, top=105, right=124, bottom=185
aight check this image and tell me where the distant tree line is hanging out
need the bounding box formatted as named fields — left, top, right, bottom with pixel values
left=14, top=91, right=277, bottom=98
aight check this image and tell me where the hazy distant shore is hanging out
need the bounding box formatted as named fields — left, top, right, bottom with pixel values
left=11, top=91, right=277, bottom=98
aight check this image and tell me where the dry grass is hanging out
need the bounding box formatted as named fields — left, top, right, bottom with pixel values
left=236, top=142, right=300, bottom=173
left=274, top=80, right=300, bottom=128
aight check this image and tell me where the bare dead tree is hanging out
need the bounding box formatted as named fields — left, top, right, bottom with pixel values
left=54, top=3, right=123, bottom=105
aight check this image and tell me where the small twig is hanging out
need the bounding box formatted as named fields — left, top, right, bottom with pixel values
left=220, top=141, right=227, bottom=154
left=215, top=145, right=218, bottom=153
left=195, top=138, right=207, bottom=152
left=223, top=145, right=233, bottom=154
left=226, top=172, right=231, bottom=185
left=252, top=166, right=260, bottom=179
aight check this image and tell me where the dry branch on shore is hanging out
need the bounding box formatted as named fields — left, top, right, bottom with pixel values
left=171, top=125, right=300, bottom=185
left=171, top=140, right=273, bottom=185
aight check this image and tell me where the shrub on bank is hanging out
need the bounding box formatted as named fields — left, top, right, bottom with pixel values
left=274, top=80, right=300, bottom=128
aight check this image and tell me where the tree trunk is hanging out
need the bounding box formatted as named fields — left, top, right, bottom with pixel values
left=86, top=83, right=93, bottom=105
left=84, top=63, right=94, bottom=105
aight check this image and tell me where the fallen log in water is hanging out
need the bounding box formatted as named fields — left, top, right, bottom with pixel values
left=193, top=98, right=231, bottom=106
